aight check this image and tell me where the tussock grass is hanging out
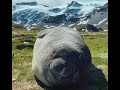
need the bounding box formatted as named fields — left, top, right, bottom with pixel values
left=12, top=29, right=108, bottom=90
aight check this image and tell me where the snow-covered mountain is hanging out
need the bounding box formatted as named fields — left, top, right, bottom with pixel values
left=87, top=3, right=108, bottom=30
left=12, top=1, right=108, bottom=30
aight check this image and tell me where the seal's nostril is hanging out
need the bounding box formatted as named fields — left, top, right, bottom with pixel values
left=49, top=58, right=72, bottom=78
left=61, top=66, right=72, bottom=77
left=50, top=59, right=65, bottom=74
left=53, top=63, right=65, bottom=74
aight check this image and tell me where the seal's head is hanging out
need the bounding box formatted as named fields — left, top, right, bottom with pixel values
left=32, top=27, right=92, bottom=89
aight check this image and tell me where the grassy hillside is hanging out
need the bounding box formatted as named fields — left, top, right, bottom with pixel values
left=12, top=29, right=108, bottom=90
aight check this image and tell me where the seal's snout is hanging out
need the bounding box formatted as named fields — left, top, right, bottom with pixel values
left=45, top=58, right=77, bottom=87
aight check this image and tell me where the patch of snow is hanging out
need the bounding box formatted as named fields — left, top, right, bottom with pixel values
left=93, top=24, right=97, bottom=26
left=68, top=24, right=74, bottom=27
left=98, top=18, right=107, bottom=25
left=26, top=26, right=35, bottom=31
left=50, top=26, right=55, bottom=28
left=45, top=27, right=51, bottom=29
left=44, top=25, right=48, bottom=27
left=77, top=22, right=81, bottom=25
left=104, top=30, right=108, bottom=32
left=80, top=20, right=89, bottom=24
left=59, top=23, right=65, bottom=26
left=24, top=42, right=29, bottom=44
left=73, top=27, right=77, bottom=30
left=79, top=5, right=95, bottom=15
left=32, top=23, right=37, bottom=26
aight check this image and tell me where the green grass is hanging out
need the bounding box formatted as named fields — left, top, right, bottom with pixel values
left=12, top=29, right=108, bottom=90
left=81, top=32, right=108, bottom=66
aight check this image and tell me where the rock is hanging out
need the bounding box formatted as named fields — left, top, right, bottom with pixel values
left=32, top=27, right=92, bottom=89
left=16, top=44, right=33, bottom=50
left=75, top=24, right=100, bottom=32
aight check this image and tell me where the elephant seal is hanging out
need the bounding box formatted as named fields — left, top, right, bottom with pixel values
left=32, top=27, right=92, bottom=89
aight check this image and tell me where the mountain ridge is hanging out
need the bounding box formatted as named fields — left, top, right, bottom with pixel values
left=12, top=1, right=108, bottom=31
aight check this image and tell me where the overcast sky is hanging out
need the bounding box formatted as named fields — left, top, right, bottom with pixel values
left=12, top=0, right=108, bottom=6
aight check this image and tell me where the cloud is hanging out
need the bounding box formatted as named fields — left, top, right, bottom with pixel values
left=12, top=0, right=79, bottom=6
left=12, top=0, right=108, bottom=6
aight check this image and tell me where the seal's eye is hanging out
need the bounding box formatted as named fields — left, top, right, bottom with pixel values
left=38, top=32, right=46, bottom=38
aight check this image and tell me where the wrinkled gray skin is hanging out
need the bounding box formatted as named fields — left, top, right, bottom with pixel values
left=32, top=27, right=91, bottom=88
